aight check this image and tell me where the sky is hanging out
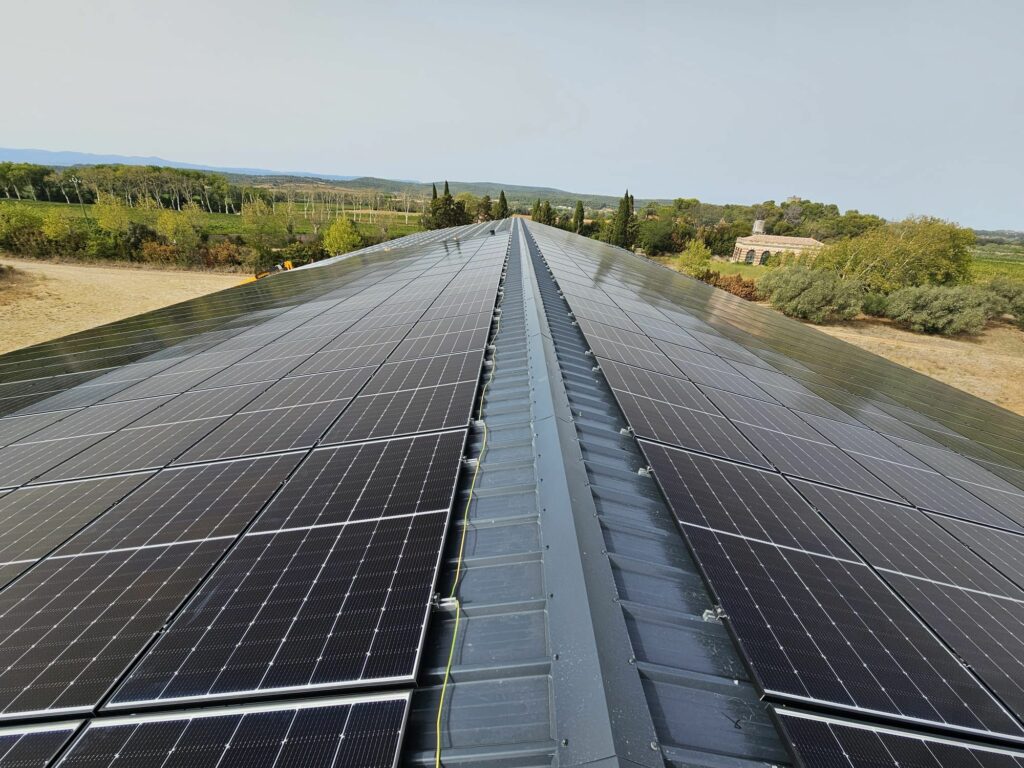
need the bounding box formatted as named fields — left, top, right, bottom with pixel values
left=3, top=0, right=1022, bottom=229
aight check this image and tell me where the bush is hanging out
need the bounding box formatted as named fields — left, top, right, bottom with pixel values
left=279, top=239, right=327, bottom=266
left=0, top=204, right=46, bottom=256
left=713, top=273, right=762, bottom=301
left=204, top=241, right=257, bottom=269
left=759, top=266, right=863, bottom=323
left=861, top=292, right=889, bottom=317
left=986, top=276, right=1024, bottom=328
left=676, top=239, right=712, bottom=276
left=884, top=285, right=1003, bottom=335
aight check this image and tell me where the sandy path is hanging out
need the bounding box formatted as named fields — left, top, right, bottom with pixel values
left=816, top=320, right=1024, bottom=417
left=0, top=258, right=243, bottom=355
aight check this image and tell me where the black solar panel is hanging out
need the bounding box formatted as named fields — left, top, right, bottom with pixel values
left=61, top=694, right=408, bottom=768
left=614, top=391, right=770, bottom=467
left=597, top=359, right=717, bottom=414
left=361, top=352, right=482, bottom=395
left=0, top=473, right=150, bottom=582
left=775, top=709, right=1024, bottom=768
left=174, top=400, right=352, bottom=464
left=323, top=382, right=476, bottom=444
left=681, top=525, right=1021, bottom=737
left=108, top=512, right=451, bottom=707
left=0, top=723, right=78, bottom=768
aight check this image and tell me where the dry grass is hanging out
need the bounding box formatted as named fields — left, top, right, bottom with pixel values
left=0, top=257, right=242, bottom=356
left=814, top=319, right=1024, bottom=416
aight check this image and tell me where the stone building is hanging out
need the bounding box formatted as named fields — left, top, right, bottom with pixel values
left=730, top=220, right=823, bottom=264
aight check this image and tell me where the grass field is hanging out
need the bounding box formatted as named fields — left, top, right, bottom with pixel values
left=971, top=243, right=1024, bottom=281
left=2, top=199, right=423, bottom=240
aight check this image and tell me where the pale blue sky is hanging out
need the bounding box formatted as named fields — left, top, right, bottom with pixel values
left=3, top=0, right=1021, bottom=228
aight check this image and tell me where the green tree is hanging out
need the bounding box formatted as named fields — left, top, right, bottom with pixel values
left=538, top=201, right=553, bottom=225
left=531, top=199, right=541, bottom=221
left=431, top=184, right=438, bottom=201
left=155, top=202, right=203, bottom=263
left=608, top=189, right=636, bottom=248
left=815, top=217, right=975, bottom=292
left=94, top=193, right=130, bottom=236
left=323, top=216, right=363, bottom=255
left=495, top=190, right=509, bottom=219
left=242, top=198, right=286, bottom=268
left=572, top=201, right=584, bottom=233
left=676, top=238, right=712, bottom=276
left=477, top=195, right=493, bottom=221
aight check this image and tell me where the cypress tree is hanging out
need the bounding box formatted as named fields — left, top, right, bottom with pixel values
left=572, top=201, right=584, bottom=233
left=443, top=181, right=450, bottom=197
left=496, top=190, right=509, bottom=218
left=431, top=184, right=438, bottom=200
left=531, top=199, right=541, bottom=221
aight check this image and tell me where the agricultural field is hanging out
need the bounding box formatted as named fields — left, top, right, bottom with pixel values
left=970, top=242, right=1024, bottom=281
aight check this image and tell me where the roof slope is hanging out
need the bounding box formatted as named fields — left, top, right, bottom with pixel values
left=0, top=219, right=1022, bottom=768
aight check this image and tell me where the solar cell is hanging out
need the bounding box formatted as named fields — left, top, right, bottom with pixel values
left=0, top=434, right=110, bottom=489
left=108, top=512, right=451, bottom=707
left=323, top=382, right=476, bottom=444
left=0, top=722, right=79, bottom=768
left=318, top=325, right=414, bottom=353
left=682, top=525, right=1020, bottom=737
left=641, top=440, right=854, bottom=558
left=59, top=694, right=408, bottom=768
left=699, top=388, right=822, bottom=440
left=775, top=709, right=1024, bottom=768
left=133, top=381, right=271, bottom=427
left=405, top=312, right=494, bottom=339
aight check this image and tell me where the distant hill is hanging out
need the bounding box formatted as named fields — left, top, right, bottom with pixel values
left=0, top=147, right=628, bottom=210
left=0, top=147, right=359, bottom=182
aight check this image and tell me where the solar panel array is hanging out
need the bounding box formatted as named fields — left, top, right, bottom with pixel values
left=0, top=222, right=507, bottom=767
left=525, top=222, right=1024, bottom=763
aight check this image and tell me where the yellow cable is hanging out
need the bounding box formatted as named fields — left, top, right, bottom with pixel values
left=434, top=298, right=502, bottom=768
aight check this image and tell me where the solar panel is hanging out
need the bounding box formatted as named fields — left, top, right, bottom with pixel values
left=59, top=694, right=408, bottom=768
left=108, top=511, right=451, bottom=707
left=795, top=480, right=1023, bottom=597
left=642, top=441, right=854, bottom=558
left=361, top=352, right=482, bottom=395
left=614, top=391, right=770, bottom=468
left=597, top=359, right=717, bottom=414
left=390, top=327, right=490, bottom=361
left=250, top=431, right=466, bottom=532
left=667, top=524, right=1022, bottom=737
left=37, top=417, right=229, bottom=482
left=323, top=382, right=477, bottom=445
left=241, top=367, right=375, bottom=411
left=0, top=722, right=79, bottom=768
left=0, top=472, right=151, bottom=582
left=774, top=709, right=1024, bottom=768
left=55, top=454, right=300, bottom=556
left=173, top=400, right=352, bottom=464
left=932, top=516, right=1024, bottom=591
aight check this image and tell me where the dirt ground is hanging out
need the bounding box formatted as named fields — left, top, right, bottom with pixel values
left=816, top=319, right=1024, bottom=417
left=0, top=258, right=242, bottom=355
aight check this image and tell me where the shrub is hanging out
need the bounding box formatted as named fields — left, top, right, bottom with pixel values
left=713, top=273, right=762, bottom=301
left=861, top=292, right=889, bottom=317
left=884, top=285, right=1003, bottom=335
left=758, top=266, right=863, bottom=323
left=279, top=239, right=327, bottom=266
left=0, top=203, right=46, bottom=256
left=140, top=242, right=179, bottom=265
left=676, top=239, right=712, bottom=276
left=986, top=276, right=1024, bottom=328
left=204, top=241, right=257, bottom=269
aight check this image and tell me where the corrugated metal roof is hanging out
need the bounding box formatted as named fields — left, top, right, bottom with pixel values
left=404, top=221, right=789, bottom=767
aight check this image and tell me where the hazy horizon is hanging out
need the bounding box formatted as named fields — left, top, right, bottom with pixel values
left=3, top=0, right=1022, bottom=229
